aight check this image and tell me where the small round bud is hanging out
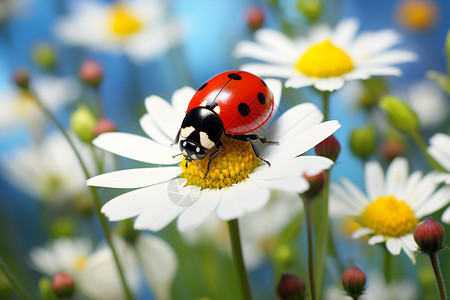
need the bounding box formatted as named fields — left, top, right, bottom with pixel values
left=246, top=6, right=265, bottom=31
left=341, top=265, right=366, bottom=298
left=302, top=171, right=325, bottom=200
left=379, top=135, right=406, bottom=162
left=51, top=272, right=75, bottom=298
left=32, top=42, right=58, bottom=71
left=70, top=105, right=97, bottom=143
left=79, top=60, right=103, bottom=87
left=396, top=0, right=438, bottom=31
left=93, top=118, right=117, bottom=137
left=315, top=134, right=341, bottom=162
left=379, top=95, right=419, bottom=133
left=350, top=126, right=376, bottom=159
left=296, top=0, right=323, bottom=21
left=414, top=217, right=445, bottom=254
left=276, top=274, right=306, bottom=300
left=12, top=69, right=30, bottom=90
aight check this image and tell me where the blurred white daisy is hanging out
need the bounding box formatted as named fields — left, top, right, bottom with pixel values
left=1, top=132, right=96, bottom=202
left=54, top=0, right=183, bottom=63
left=183, top=190, right=302, bottom=269
left=234, top=18, right=417, bottom=91
left=30, top=235, right=177, bottom=300
left=325, top=272, right=419, bottom=300
left=428, top=133, right=450, bottom=223
left=87, top=80, right=340, bottom=232
left=0, top=0, right=27, bottom=24
left=0, top=76, right=79, bottom=130
left=329, top=157, right=450, bottom=263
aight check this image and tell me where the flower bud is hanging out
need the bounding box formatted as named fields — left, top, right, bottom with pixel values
left=12, top=69, right=30, bottom=90
left=315, top=134, right=341, bottom=162
left=396, top=0, right=438, bottom=31
left=350, top=126, right=376, bottom=159
left=276, top=274, right=306, bottom=300
left=246, top=6, right=265, bottom=31
left=341, top=265, right=366, bottom=298
left=297, top=0, right=323, bottom=21
left=414, top=217, right=445, bottom=254
left=70, top=105, right=97, bottom=143
left=32, top=42, right=58, bottom=71
left=379, top=95, right=419, bottom=133
left=93, top=118, right=117, bottom=137
left=302, top=171, right=325, bottom=200
left=51, top=272, right=75, bottom=298
left=379, top=135, right=406, bottom=162
left=79, top=60, right=103, bottom=87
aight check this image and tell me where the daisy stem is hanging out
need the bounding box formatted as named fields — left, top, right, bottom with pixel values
left=429, top=253, right=446, bottom=300
left=303, top=198, right=317, bottom=300
left=0, top=255, right=33, bottom=300
left=227, top=219, right=253, bottom=300
left=321, top=91, right=331, bottom=121
left=382, top=247, right=393, bottom=283
left=34, top=99, right=135, bottom=300
left=410, top=130, right=446, bottom=172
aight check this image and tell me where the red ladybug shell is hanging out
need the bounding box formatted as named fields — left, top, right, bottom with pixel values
left=186, top=71, right=274, bottom=135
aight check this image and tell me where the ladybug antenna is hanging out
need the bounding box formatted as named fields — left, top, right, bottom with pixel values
left=172, top=152, right=183, bottom=159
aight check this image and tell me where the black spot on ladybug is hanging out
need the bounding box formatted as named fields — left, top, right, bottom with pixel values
left=238, top=102, right=250, bottom=116
left=261, top=79, right=267, bottom=86
left=228, top=73, right=242, bottom=80
left=257, top=92, right=266, bottom=105
left=198, top=82, right=207, bottom=91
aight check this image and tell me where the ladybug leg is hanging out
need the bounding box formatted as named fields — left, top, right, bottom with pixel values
left=225, top=133, right=273, bottom=166
left=203, top=141, right=223, bottom=179
left=249, top=141, right=271, bottom=167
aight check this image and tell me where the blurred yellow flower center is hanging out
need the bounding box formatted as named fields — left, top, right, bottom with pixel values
left=295, top=40, right=354, bottom=78
left=180, top=136, right=260, bottom=190
left=15, top=91, right=37, bottom=116
left=397, top=0, right=437, bottom=31
left=73, top=255, right=87, bottom=271
left=360, top=195, right=418, bottom=237
left=109, top=4, right=142, bottom=36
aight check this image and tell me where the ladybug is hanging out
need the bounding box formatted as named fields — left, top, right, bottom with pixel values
left=175, top=71, right=276, bottom=175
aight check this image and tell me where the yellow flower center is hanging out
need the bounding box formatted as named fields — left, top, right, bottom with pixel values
left=179, top=136, right=261, bottom=190
left=360, top=195, right=418, bottom=237
left=397, top=0, right=437, bottom=31
left=73, top=255, right=87, bottom=271
left=109, top=4, right=142, bottom=36
left=295, top=40, right=354, bottom=78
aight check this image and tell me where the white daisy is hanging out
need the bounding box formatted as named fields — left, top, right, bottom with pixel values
left=87, top=80, right=340, bottom=232
left=329, top=157, right=450, bottom=263
left=0, top=76, right=79, bottom=130
left=183, top=190, right=302, bottom=269
left=234, top=18, right=417, bottom=92
left=1, top=132, right=97, bottom=202
left=428, top=133, right=450, bottom=223
left=54, top=0, right=183, bottom=63
left=30, top=235, right=177, bottom=300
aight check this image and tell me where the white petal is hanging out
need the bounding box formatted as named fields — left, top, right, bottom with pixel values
left=177, top=189, right=221, bottom=232
left=171, top=86, right=195, bottom=116
left=231, top=180, right=270, bottom=212
left=101, top=183, right=169, bottom=221
left=441, top=206, right=450, bottom=224
left=87, top=167, right=182, bottom=188
left=400, top=234, right=418, bottom=252
left=352, top=227, right=374, bottom=239
left=250, top=176, right=309, bottom=193
left=140, top=114, right=173, bottom=146
left=367, top=50, right=418, bottom=65
left=93, top=132, right=181, bottom=165
left=217, top=189, right=244, bottom=220
left=385, top=157, right=408, bottom=196
left=313, top=77, right=345, bottom=92
left=134, top=197, right=185, bottom=232
left=145, top=95, right=183, bottom=140
left=428, top=133, right=450, bottom=171
left=415, top=186, right=450, bottom=218
left=410, top=172, right=439, bottom=209
left=351, top=29, right=401, bottom=55
left=285, top=76, right=316, bottom=89
left=402, top=171, right=423, bottom=207
left=136, top=235, right=177, bottom=300
left=254, top=28, right=298, bottom=56
left=330, top=183, right=366, bottom=212
left=234, top=41, right=294, bottom=64
left=239, top=63, right=297, bottom=78
left=365, top=161, right=385, bottom=200
left=347, top=67, right=401, bottom=79
left=368, top=235, right=385, bottom=245
left=264, top=79, right=282, bottom=115
left=333, top=18, right=359, bottom=48
left=264, top=121, right=341, bottom=161
left=386, top=238, right=402, bottom=255
left=340, top=177, right=371, bottom=205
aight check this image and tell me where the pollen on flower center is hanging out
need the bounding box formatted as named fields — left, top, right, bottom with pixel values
left=109, top=4, right=142, bottom=36
left=360, top=195, right=418, bottom=237
left=73, top=255, right=87, bottom=271
left=295, top=40, right=354, bottom=78
left=179, top=136, right=261, bottom=190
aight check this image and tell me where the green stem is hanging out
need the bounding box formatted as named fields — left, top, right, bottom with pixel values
left=321, top=91, right=331, bottom=121
left=410, top=130, right=446, bottom=172
left=227, top=219, right=252, bottom=300
left=0, top=256, right=33, bottom=300
left=34, top=98, right=135, bottom=300
left=429, top=253, right=446, bottom=300
left=303, top=198, right=316, bottom=300
left=383, top=247, right=392, bottom=283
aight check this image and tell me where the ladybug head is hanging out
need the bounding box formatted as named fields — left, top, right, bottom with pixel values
left=180, top=139, right=207, bottom=161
